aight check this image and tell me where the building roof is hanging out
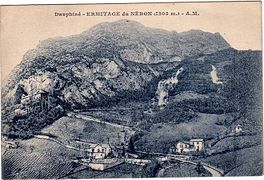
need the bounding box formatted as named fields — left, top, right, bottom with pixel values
left=190, top=139, right=204, bottom=142
left=75, top=139, right=112, bottom=149
left=89, top=143, right=111, bottom=149
left=177, top=141, right=193, bottom=146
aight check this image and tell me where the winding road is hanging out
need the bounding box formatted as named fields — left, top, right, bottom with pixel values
left=157, top=156, right=223, bottom=177
left=157, top=158, right=223, bottom=177
left=34, top=135, right=91, bottom=152
left=203, top=164, right=222, bottom=177
left=67, top=112, right=147, bottom=133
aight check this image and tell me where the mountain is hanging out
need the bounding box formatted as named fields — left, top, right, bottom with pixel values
left=2, top=20, right=230, bottom=95
left=1, top=20, right=261, bottom=140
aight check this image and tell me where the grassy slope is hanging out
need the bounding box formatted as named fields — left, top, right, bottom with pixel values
left=208, top=134, right=261, bottom=154
left=41, top=116, right=125, bottom=145
left=134, top=113, right=229, bottom=153
left=163, top=163, right=211, bottom=177
left=202, top=145, right=263, bottom=176
left=79, top=100, right=151, bottom=127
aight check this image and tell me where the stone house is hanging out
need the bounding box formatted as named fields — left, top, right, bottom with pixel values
left=234, top=124, right=243, bottom=134
left=190, top=139, right=204, bottom=151
left=88, top=143, right=112, bottom=159
left=174, top=139, right=205, bottom=154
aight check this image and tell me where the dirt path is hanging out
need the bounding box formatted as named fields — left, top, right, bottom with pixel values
left=203, top=165, right=222, bottom=177
left=67, top=112, right=148, bottom=134
left=34, top=135, right=90, bottom=152
left=68, top=113, right=134, bottom=131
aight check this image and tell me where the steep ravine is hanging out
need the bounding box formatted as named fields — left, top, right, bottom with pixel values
left=156, top=67, right=184, bottom=108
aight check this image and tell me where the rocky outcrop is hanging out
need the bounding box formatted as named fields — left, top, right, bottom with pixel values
left=156, top=67, right=184, bottom=108
left=2, top=20, right=245, bottom=140
left=2, top=20, right=230, bottom=98
left=210, top=65, right=223, bottom=84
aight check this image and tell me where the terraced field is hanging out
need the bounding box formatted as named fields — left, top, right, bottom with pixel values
left=2, top=115, right=138, bottom=179
left=2, top=138, right=84, bottom=179
left=2, top=137, right=143, bottom=179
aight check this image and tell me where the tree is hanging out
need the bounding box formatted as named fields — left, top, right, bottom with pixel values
left=141, top=159, right=161, bottom=178
left=128, top=138, right=135, bottom=153
left=195, top=161, right=205, bottom=175
left=122, top=146, right=126, bottom=157
left=14, top=84, right=27, bottom=104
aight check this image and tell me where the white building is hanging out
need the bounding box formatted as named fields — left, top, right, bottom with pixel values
left=14, top=108, right=28, bottom=117
left=235, top=124, right=243, bottom=134
left=190, top=139, right=204, bottom=151
left=175, top=139, right=204, bottom=154
left=88, top=143, right=112, bottom=159
left=176, top=141, right=194, bottom=153
left=21, top=94, right=31, bottom=105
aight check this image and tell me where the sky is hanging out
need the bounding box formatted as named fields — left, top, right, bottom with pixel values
left=1, top=2, right=261, bottom=79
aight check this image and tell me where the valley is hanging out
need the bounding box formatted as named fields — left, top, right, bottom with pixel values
left=2, top=105, right=262, bottom=178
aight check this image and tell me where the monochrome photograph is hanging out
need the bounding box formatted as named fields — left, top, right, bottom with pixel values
left=1, top=2, right=262, bottom=179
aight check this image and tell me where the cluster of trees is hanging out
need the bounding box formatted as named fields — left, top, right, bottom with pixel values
left=2, top=96, right=64, bottom=139
left=147, top=105, right=197, bottom=125
left=141, top=159, right=161, bottom=178
left=175, top=95, right=235, bottom=114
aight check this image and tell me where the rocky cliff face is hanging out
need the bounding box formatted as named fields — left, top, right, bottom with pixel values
left=2, top=20, right=231, bottom=109
left=156, top=67, right=184, bottom=108
left=4, top=20, right=259, bottom=140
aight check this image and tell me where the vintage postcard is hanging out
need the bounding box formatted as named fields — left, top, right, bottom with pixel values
left=0, top=1, right=262, bottom=179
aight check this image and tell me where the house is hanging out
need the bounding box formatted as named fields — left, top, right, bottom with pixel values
left=235, top=124, right=243, bottom=134
left=14, top=108, right=28, bottom=117
left=88, top=143, right=112, bottom=159
left=176, top=141, right=194, bottom=153
left=21, top=94, right=31, bottom=105
left=190, top=139, right=204, bottom=151
left=175, top=138, right=204, bottom=154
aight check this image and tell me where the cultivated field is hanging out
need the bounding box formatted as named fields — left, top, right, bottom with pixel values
left=2, top=138, right=84, bottom=179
